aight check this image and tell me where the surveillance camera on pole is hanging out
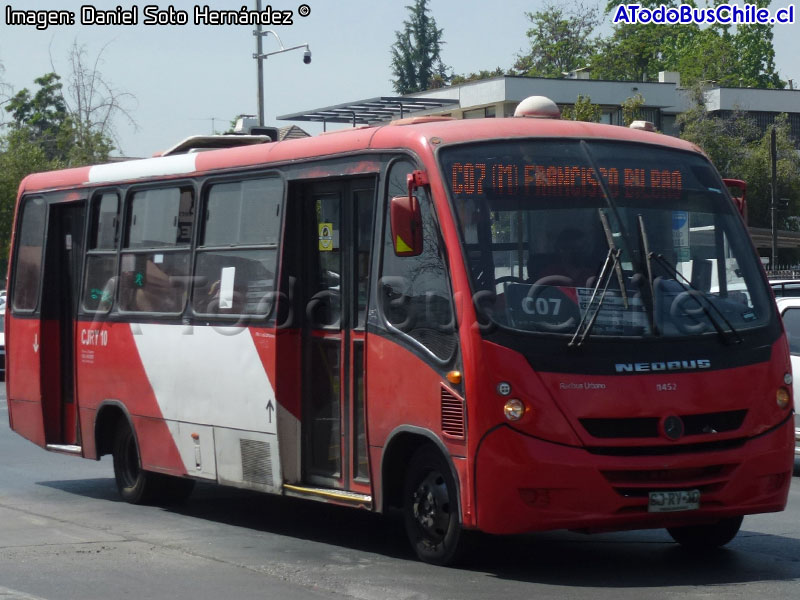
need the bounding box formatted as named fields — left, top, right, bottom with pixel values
left=252, top=19, right=312, bottom=126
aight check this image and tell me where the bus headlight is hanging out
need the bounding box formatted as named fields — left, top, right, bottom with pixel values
left=504, top=399, right=525, bottom=421
left=776, top=387, right=791, bottom=409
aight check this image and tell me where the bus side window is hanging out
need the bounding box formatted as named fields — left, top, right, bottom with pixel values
left=379, top=160, right=457, bottom=362
left=118, top=186, right=194, bottom=314
left=192, top=177, right=283, bottom=318
left=82, top=192, right=120, bottom=313
left=12, top=196, right=47, bottom=312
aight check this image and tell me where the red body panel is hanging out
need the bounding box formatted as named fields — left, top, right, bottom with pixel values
left=75, top=320, right=182, bottom=471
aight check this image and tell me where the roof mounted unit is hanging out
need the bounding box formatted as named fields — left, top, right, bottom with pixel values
left=629, top=120, right=656, bottom=132
left=159, top=134, right=273, bottom=156
left=514, top=96, right=561, bottom=119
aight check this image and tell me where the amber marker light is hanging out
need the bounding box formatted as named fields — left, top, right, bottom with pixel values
left=504, top=399, right=525, bottom=421
left=776, top=387, right=791, bottom=409
left=446, top=371, right=462, bottom=385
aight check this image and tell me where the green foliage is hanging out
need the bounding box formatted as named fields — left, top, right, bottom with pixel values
left=450, top=67, right=506, bottom=86
left=390, top=0, right=449, bottom=93
left=594, top=0, right=784, bottom=87
left=513, top=2, right=598, bottom=78
left=678, top=88, right=800, bottom=229
left=561, top=95, right=602, bottom=122
left=735, top=116, right=800, bottom=229
left=0, top=44, right=132, bottom=259
left=5, top=73, right=70, bottom=161
left=621, top=93, right=646, bottom=126
left=0, top=129, right=60, bottom=260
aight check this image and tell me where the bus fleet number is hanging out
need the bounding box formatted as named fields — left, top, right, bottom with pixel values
left=522, top=297, right=561, bottom=316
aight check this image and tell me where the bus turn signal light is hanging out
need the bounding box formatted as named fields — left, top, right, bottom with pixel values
left=504, top=399, right=525, bottom=421
left=446, top=371, right=462, bottom=385
left=776, top=388, right=791, bottom=409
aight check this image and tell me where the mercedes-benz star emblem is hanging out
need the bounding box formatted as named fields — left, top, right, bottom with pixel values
left=661, top=415, right=685, bottom=441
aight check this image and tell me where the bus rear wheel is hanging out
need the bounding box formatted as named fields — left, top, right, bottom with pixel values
left=402, top=446, right=467, bottom=565
left=112, top=422, right=160, bottom=504
left=667, top=516, right=743, bottom=549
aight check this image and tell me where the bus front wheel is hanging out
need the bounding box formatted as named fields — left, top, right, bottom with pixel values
left=402, top=446, right=467, bottom=565
left=667, top=516, right=743, bottom=549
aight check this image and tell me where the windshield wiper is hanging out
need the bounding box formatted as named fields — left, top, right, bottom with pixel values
left=648, top=252, right=742, bottom=344
left=637, top=215, right=658, bottom=335
left=569, top=209, right=624, bottom=347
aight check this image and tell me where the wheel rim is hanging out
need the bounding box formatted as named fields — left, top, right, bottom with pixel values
left=411, top=469, right=451, bottom=543
left=121, top=434, right=140, bottom=487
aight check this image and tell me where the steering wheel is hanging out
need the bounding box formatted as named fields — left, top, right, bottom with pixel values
left=669, top=290, right=709, bottom=335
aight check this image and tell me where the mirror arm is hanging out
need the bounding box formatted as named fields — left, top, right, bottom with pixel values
left=407, top=170, right=430, bottom=199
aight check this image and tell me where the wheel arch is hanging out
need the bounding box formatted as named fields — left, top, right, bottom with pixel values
left=379, top=425, right=461, bottom=522
left=94, top=400, right=136, bottom=459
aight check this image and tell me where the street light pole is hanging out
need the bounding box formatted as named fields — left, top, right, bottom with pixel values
left=252, top=1, right=311, bottom=128
left=771, top=126, right=778, bottom=270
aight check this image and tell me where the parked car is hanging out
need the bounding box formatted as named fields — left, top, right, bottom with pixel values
left=775, top=296, right=800, bottom=465
left=771, top=280, right=800, bottom=298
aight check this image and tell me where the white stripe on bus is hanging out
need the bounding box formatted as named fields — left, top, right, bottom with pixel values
left=88, top=154, right=197, bottom=183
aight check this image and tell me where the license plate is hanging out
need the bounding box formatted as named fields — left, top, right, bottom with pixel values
left=648, top=489, right=700, bottom=513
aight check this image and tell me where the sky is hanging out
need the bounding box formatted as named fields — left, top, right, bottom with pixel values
left=1, top=0, right=799, bottom=158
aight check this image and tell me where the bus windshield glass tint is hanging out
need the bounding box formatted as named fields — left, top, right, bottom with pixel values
left=440, top=140, right=771, bottom=338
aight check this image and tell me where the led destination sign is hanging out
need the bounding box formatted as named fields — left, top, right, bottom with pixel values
left=451, top=162, right=683, bottom=200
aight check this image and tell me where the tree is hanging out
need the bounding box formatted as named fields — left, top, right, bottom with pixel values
left=592, top=0, right=784, bottom=87
left=0, top=42, right=136, bottom=262
left=736, top=116, right=800, bottom=229
left=62, top=41, right=136, bottom=163
left=390, top=0, right=448, bottom=94
left=561, top=95, right=602, bottom=122
left=621, top=93, right=646, bottom=126
left=512, top=2, right=599, bottom=78
left=450, top=67, right=506, bottom=86
left=4, top=72, right=69, bottom=161
left=677, top=85, right=799, bottom=230
left=733, top=18, right=784, bottom=88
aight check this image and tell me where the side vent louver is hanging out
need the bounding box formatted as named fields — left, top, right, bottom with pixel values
left=441, top=386, right=466, bottom=439
left=240, top=438, right=273, bottom=486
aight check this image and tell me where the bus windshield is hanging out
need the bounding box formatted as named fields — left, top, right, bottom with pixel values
left=440, top=139, right=772, bottom=339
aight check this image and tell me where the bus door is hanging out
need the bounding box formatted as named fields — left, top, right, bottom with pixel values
left=40, top=201, right=86, bottom=448
left=300, top=178, right=375, bottom=493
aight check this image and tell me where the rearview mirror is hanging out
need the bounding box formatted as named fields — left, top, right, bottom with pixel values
left=723, top=178, right=747, bottom=225
left=390, top=194, right=423, bottom=257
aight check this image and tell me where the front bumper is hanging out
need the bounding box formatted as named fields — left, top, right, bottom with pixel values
left=474, top=418, right=794, bottom=535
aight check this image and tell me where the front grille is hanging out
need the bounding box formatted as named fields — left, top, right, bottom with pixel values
left=586, top=437, right=746, bottom=456
left=441, top=386, right=465, bottom=439
left=580, top=409, right=748, bottom=439
left=600, top=464, right=735, bottom=498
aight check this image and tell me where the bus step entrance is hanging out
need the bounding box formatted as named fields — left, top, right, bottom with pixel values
left=283, top=484, right=372, bottom=509
left=45, top=444, right=83, bottom=456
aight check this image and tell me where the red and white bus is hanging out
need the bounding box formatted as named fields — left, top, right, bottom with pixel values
left=5, top=97, right=795, bottom=564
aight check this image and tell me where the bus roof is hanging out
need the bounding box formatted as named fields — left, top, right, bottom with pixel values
left=18, top=117, right=704, bottom=195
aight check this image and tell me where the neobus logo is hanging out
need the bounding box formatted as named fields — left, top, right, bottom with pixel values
left=615, top=359, right=711, bottom=373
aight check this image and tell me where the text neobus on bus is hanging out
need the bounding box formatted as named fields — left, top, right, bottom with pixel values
left=5, top=96, right=794, bottom=564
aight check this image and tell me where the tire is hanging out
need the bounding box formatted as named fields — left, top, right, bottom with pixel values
left=403, top=446, right=467, bottom=565
left=667, top=516, right=744, bottom=549
left=112, top=422, right=159, bottom=504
